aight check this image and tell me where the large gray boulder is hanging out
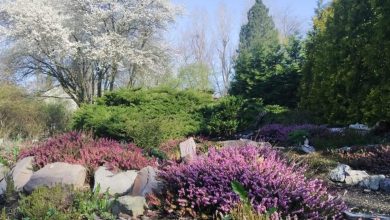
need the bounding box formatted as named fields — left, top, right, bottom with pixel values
left=12, top=157, right=35, bottom=190
left=329, top=164, right=351, bottom=182
left=0, top=157, right=34, bottom=194
left=131, top=166, right=159, bottom=197
left=112, top=196, right=147, bottom=217
left=1, top=157, right=34, bottom=192
left=345, top=170, right=370, bottom=185
left=94, top=166, right=138, bottom=196
left=329, top=164, right=369, bottom=185
left=359, top=175, right=386, bottom=191
left=24, top=162, right=86, bottom=193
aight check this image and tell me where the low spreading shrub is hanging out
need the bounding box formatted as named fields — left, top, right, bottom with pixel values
left=310, top=129, right=378, bottom=150
left=18, top=185, right=115, bottom=220
left=201, top=96, right=264, bottom=137
left=339, top=145, right=390, bottom=175
left=19, top=132, right=155, bottom=172
left=257, top=124, right=380, bottom=149
left=72, top=88, right=214, bottom=148
left=257, top=124, right=327, bottom=145
left=158, top=145, right=346, bottom=218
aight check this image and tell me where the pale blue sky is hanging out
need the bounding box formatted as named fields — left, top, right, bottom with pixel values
left=168, top=0, right=325, bottom=46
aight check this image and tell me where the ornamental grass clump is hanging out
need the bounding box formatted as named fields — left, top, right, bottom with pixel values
left=158, top=145, right=346, bottom=219
left=19, top=132, right=155, bottom=172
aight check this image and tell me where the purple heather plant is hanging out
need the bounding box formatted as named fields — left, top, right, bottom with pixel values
left=257, top=124, right=328, bottom=144
left=158, top=145, right=346, bottom=219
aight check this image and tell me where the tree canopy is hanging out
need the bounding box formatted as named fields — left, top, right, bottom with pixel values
left=299, top=0, right=390, bottom=124
left=238, top=0, right=279, bottom=51
left=0, top=0, right=179, bottom=105
left=230, top=0, right=304, bottom=108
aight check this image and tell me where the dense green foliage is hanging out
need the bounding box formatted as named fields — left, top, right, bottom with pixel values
left=300, top=0, right=390, bottom=125
left=231, top=0, right=304, bottom=108
left=238, top=0, right=278, bottom=51
left=43, top=102, right=72, bottom=136
left=261, top=106, right=316, bottom=125
left=0, top=84, right=45, bottom=139
left=18, top=185, right=114, bottom=220
left=231, top=37, right=304, bottom=108
left=73, top=88, right=213, bottom=148
left=0, top=84, right=71, bottom=139
left=201, top=96, right=264, bottom=137
left=73, top=88, right=268, bottom=143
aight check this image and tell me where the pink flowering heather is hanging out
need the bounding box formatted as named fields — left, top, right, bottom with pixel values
left=19, top=132, right=156, bottom=171
left=158, top=145, right=346, bottom=219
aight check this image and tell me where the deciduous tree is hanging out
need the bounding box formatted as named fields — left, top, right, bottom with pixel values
left=0, top=0, right=179, bottom=105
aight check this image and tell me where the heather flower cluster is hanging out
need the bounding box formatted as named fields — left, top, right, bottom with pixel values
left=340, top=145, right=390, bottom=175
left=257, top=124, right=327, bottom=144
left=19, top=132, right=155, bottom=171
left=158, top=145, right=346, bottom=218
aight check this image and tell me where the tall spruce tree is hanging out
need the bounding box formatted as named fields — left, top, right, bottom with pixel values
left=231, top=0, right=303, bottom=108
left=238, top=0, right=278, bottom=51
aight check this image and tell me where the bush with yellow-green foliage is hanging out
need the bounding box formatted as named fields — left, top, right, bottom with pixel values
left=72, top=88, right=214, bottom=149
left=0, top=84, right=72, bottom=140
left=0, top=84, right=44, bottom=139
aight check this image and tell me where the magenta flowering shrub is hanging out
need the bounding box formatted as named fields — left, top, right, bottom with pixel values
left=257, top=124, right=327, bottom=144
left=158, top=146, right=346, bottom=218
left=19, top=132, right=155, bottom=171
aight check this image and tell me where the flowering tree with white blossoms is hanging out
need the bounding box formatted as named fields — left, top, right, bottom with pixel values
left=0, top=0, right=179, bottom=105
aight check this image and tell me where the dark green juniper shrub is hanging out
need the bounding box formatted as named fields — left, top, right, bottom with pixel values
left=201, top=96, right=264, bottom=138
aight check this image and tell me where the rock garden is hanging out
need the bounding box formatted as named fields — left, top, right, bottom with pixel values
left=0, top=0, right=390, bottom=218
left=1, top=122, right=390, bottom=219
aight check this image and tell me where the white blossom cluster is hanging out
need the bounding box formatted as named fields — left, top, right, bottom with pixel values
left=0, top=0, right=180, bottom=103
